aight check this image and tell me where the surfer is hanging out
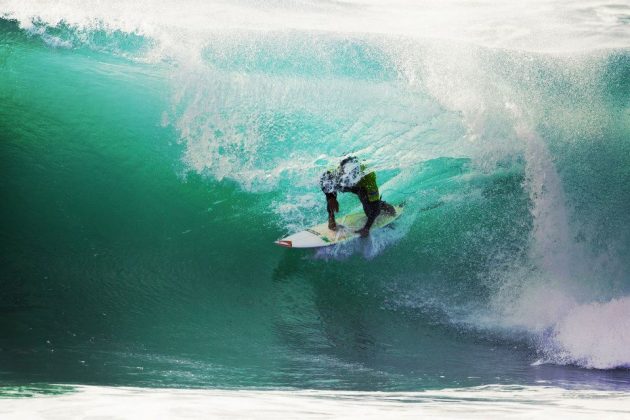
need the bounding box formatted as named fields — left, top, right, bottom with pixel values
left=320, top=156, right=395, bottom=237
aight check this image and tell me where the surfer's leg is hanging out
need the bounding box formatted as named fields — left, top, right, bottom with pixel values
left=361, top=199, right=381, bottom=230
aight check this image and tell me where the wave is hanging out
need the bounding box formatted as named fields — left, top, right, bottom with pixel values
left=0, top=0, right=629, bottom=385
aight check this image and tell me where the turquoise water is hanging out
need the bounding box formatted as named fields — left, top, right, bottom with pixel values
left=1, top=1, right=629, bottom=393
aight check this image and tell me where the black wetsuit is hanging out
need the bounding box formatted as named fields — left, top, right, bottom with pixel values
left=321, top=169, right=394, bottom=231
left=323, top=189, right=383, bottom=230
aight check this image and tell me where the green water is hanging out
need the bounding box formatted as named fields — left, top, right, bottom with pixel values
left=1, top=17, right=629, bottom=391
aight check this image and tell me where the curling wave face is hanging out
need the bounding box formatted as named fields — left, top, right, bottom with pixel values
left=0, top=0, right=629, bottom=389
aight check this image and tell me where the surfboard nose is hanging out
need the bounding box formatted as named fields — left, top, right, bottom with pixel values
left=275, top=240, right=292, bottom=247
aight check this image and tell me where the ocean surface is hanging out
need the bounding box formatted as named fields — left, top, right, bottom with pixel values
left=1, top=0, right=629, bottom=416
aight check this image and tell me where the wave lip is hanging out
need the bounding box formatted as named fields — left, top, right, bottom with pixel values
left=3, top=0, right=630, bottom=53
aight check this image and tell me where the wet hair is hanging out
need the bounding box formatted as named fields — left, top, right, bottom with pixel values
left=340, top=156, right=358, bottom=167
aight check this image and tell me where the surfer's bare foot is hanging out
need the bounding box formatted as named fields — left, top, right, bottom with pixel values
left=328, top=220, right=337, bottom=231
left=355, top=227, right=369, bottom=237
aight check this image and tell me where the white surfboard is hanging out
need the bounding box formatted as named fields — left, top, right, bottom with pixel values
left=275, top=205, right=403, bottom=248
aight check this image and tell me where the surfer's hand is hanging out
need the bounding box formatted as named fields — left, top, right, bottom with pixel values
left=326, top=197, right=339, bottom=213
left=356, top=227, right=369, bottom=237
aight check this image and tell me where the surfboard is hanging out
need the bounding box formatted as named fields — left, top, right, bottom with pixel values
left=275, top=205, right=403, bottom=248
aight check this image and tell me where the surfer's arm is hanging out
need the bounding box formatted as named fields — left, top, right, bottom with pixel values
left=325, top=192, right=339, bottom=230
left=320, top=170, right=340, bottom=230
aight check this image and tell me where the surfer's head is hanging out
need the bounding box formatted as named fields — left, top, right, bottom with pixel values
left=338, top=156, right=362, bottom=188
left=320, top=156, right=363, bottom=193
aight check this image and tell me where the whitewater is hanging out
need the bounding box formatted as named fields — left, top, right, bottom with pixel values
left=1, top=0, right=629, bottom=417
